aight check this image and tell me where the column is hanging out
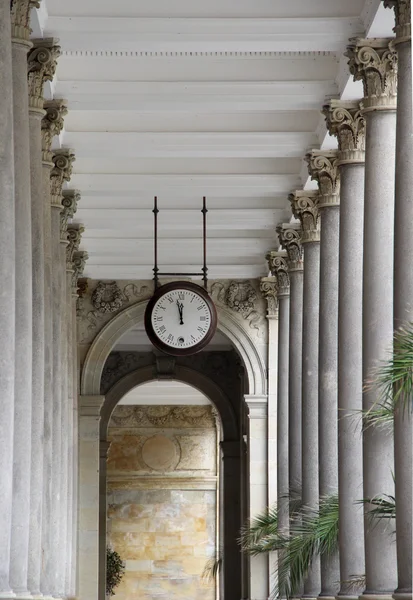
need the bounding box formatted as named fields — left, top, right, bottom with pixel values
left=277, top=225, right=303, bottom=501
left=260, top=276, right=279, bottom=587
left=384, top=2, right=413, bottom=597
left=9, top=2, right=34, bottom=597
left=267, top=251, right=290, bottom=536
left=306, top=150, right=341, bottom=599
left=61, top=193, right=80, bottom=597
left=0, top=0, right=16, bottom=596
left=322, top=100, right=366, bottom=599
left=50, top=149, right=76, bottom=598
left=78, top=395, right=105, bottom=600
left=347, top=38, right=398, bottom=597
left=290, top=190, right=321, bottom=599
left=245, top=395, right=269, bottom=600
left=220, top=441, right=243, bottom=600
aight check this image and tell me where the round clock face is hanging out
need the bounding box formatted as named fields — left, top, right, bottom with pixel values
left=145, top=282, right=217, bottom=356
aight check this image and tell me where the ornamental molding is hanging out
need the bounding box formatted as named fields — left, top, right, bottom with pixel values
left=109, top=405, right=215, bottom=430
left=384, top=0, right=411, bottom=43
left=61, top=190, right=80, bottom=242
left=305, top=150, right=340, bottom=208
left=60, top=49, right=334, bottom=59
left=50, top=149, right=75, bottom=209
left=41, top=100, right=68, bottom=164
left=346, top=37, right=398, bottom=112
left=322, top=100, right=365, bottom=165
left=266, top=251, right=290, bottom=296
left=260, top=277, right=278, bottom=318
left=289, top=190, right=320, bottom=242
left=27, top=38, right=61, bottom=112
left=73, top=252, right=88, bottom=310
left=91, top=281, right=125, bottom=314
left=66, top=224, right=84, bottom=271
left=210, top=280, right=266, bottom=337
left=10, top=0, right=39, bottom=44
left=276, top=224, right=303, bottom=271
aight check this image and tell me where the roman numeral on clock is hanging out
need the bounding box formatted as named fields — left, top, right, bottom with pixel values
left=159, top=325, right=166, bottom=334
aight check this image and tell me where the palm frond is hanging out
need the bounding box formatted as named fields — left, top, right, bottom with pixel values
left=340, top=574, right=366, bottom=593
left=358, top=495, right=396, bottom=526
left=202, top=553, right=222, bottom=583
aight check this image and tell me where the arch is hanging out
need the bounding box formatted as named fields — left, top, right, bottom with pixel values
left=100, top=363, right=238, bottom=440
left=81, top=299, right=267, bottom=397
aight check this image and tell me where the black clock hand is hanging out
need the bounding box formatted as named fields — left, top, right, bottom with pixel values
left=177, top=301, right=184, bottom=325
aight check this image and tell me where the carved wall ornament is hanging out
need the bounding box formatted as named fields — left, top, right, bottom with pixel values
left=289, top=190, right=320, bottom=242
left=72, top=251, right=88, bottom=303
left=50, top=149, right=75, bottom=209
left=260, top=277, right=278, bottom=317
left=322, top=100, right=365, bottom=165
left=210, top=280, right=265, bottom=335
left=66, top=224, right=84, bottom=270
left=61, top=190, right=80, bottom=242
left=11, top=0, right=39, bottom=42
left=92, top=281, right=125, bottom=314
left=266, top=251, right=290, bottom=296
left=346, top=38, right=398, bottom=112
left=27, top=38, right=61, bottom=111
left=384, top=0, right=411, bottom=42
left=41, top=100, right=68, bottom=163
left=276, top=224, right=303, bottom=271
left=305, top=151, right=340, bottom=208
left=109, top=405, right=216, bottom=430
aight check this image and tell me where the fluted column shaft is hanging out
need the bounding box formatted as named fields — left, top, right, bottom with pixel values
left=322, top=100, right=366, bottom=600
left=9, top=5, right=33, bottom=594
left=0, top=0, right=16, bottom=595
left=347, top=37, right=397, bottom=597
left=385, top=2, right=413, bottom=593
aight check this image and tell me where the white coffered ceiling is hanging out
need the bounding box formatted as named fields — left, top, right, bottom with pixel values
left=32, top=0, right=394, bottom=281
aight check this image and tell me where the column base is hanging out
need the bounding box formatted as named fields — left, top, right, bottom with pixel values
left=393, top=594, right=412, bottom=600
left=0, top=594, right=16, bottom=599
left=360, top=595, right=395, bottom=600
left=337, top=596, right=361, bottom=600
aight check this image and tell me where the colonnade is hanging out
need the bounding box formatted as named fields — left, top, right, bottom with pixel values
left=268, top=4, right=412, bottom=598
left=0, top=2, right=88, bottom=597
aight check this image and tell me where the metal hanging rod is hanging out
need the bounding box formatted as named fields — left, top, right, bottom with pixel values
left=152, top=196, right=208, bottom=290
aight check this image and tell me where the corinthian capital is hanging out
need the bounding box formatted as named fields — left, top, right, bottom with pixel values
left=27, top=38, right=61, bottom=111
left=41, top=100, right=68, bottom=163
left=50, top=149, right=75, bottom=209
left=289, top=190, right=320, bottom=242
left=346, top=38, right=398, bottom=112
left=260, top=277, right=278, bottom=317
left=11, top=0, right=39, bottom=43
left=66, top=224, right=85, bottom=271
left=322, top=100, right=365, bottom=165
left=266, top=250, right=290, bottom=296
left=276, top=224, right=303, bottom=271
left=61, top=190, right=80, bottom=242
left=384, top=0, right=411, bottom=42
left=306, top=150, right=340, bottom=207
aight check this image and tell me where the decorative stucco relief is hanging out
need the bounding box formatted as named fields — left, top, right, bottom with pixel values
left=210, top=279, right=266, bottom=337
left=109, top=405, right=216, bottom=429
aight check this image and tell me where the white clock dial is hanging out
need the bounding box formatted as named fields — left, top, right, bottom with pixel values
left=151, top=288, right=212, bottom=349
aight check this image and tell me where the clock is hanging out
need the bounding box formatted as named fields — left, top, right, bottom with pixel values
left=144, top=281, right=218, bottom=356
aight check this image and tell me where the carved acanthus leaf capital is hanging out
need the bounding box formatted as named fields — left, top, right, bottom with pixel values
left=384, top=0, right=411, bottom=42
left=260, top=277, right=278, bottom=318
left=41, top=100, right=68, bottom=163
left=306, top=151, right=340, bottom=208
left=322, top=100, right=365, bottom=165
left=346, top=38, right=398, bottom=112
left=72, top=251, right=88, bottom=294
left=266, top=251, right=290, bottom=296
left=50, top=149, right=75, bottom=209
left=61, top=190, right=80, bottom=241
left=11, top=0, right=39, bottom=43
left=27, top=38, right=61, bottom=111
left=289, top=190, right=320, bottom=242
left=66, top=224, right=84, bottom=271
left=276, top=224, right=303, bottom=271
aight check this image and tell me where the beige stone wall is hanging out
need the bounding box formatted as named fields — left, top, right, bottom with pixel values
left=107, top=405, right=217, bottom=600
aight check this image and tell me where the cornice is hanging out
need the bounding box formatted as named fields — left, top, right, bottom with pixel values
left=59, top=49, right=336, bottom=59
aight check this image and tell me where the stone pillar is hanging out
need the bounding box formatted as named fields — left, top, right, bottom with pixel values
left=245, top=395, right=269, bottom=600
left=322, top=100, right=366, bottom=599
left=9, top=2, right=35, bottom=596
left=221, top=441, right=243, bottom=600
left=260, top=277, right=279, bottom=586
left=290, top=190, right=321, bottom=599
left=277, top=225, right=303, bottom=502
left=306, top=150, right=341, bottom=599
left=78, top=395, right=105, bottom=600
left=384, top=2, right=413, bottom=596
left=27, top=39, right=61, bottom=598
left=0, top=0, right=16, bottom=596
left=267, top=251, right=290, bottom=535
left=49, top=149, right=75, bottom=598
left=347, top=37, right=398, bottom=597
